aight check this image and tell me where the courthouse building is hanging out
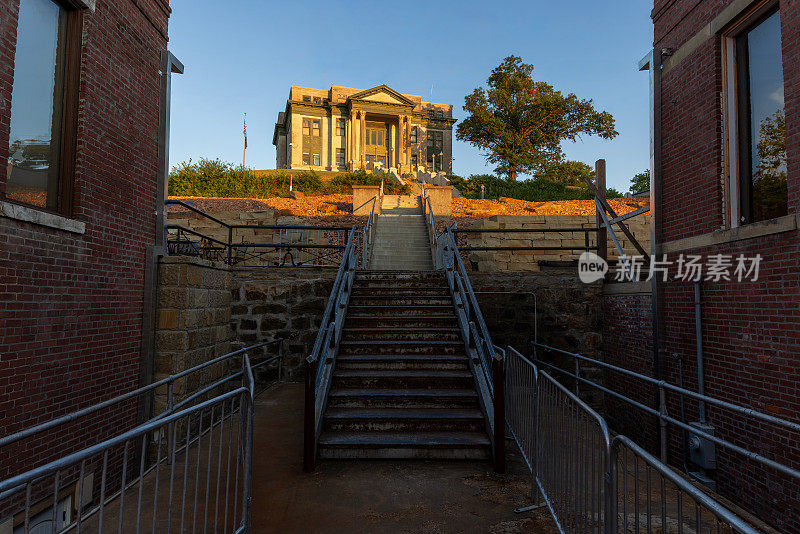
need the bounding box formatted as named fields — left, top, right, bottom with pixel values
left=272, top=84, right=455, bottom=174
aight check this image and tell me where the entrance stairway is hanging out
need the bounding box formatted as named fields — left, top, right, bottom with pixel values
left=317, top=271, right=491, bottom=460
left=370, top=195, right=433, bottom=270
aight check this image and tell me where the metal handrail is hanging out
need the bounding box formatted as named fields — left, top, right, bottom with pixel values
left=504, top=346, right=762, bottom=534
left=0, top=340, right=284, bottom=533
left=0, top=339, right=284, bottom=450
left=435, top=224, right=504, bottom=471
left=304, top=228, right=359, bottom=470
left=361, top=183, right=382, bottom=269
left=533, top=340, right=800, bottom=482
left=165, top=200, right=353, bottom=267
left=610, top=436, right=761, bottom=534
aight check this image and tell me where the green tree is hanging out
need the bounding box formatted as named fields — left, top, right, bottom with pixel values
left=629, top=169, right=650, bottom=195
left=456, top=56, right=618, bottom=181
left=541, top=160, right=595, bottom=186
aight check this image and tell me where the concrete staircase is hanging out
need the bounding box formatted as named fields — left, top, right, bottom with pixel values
left=317, top=271, right=490, bottom=460
left=369, top=195, right=434, bottom=271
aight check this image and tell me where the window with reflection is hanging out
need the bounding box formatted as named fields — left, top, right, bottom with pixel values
left=736, top=8, right=786, bottom=223
left=6, top=0, right=70, bottom=212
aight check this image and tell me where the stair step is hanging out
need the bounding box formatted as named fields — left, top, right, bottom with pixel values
left=351, top=287, right=449, bottom=297
left=338, top=340, right=465, bottom=356
left=344, top=316, right=458, bottom=329
left=317, top=431, right=491, bottom=459
left=342, top=328, right=461, bottom=342
left=323, top=408, right=484, bottom=432
left=336, top=354, right=469, bottom=371
left=346, top=305, right=455, bottom=317
left=327, top=388, right=479, bottom=408
left=332, top=369, right=473, bottom=389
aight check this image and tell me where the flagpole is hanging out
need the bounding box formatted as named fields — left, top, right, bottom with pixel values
left=243, top=113, right=247, bottom=168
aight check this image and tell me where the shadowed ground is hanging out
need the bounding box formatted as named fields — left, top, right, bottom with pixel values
left=251, top=383, right=556, bottom=533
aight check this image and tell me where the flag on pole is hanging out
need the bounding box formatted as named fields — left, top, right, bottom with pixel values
left=243, top=113, right=248, bottom=149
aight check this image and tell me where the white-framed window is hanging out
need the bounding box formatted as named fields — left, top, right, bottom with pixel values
left=302, top=153, right=310, bottom=165
left=336, top=118, right=346, bottom=136
left=336, top=149, right=346, bottom=167
left=723, top=3, right=786, bottom=226
left=312, top=153, right=320, bottom=166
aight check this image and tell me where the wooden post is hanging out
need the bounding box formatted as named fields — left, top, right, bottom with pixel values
left=595, top=159, right=608, bottom=261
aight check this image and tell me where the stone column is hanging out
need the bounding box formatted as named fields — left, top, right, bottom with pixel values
left=390, top=122, right=396, bottom=169
left=348, top=111, right=355, bottom=169
left=321, top=114, right=329, bottom=170
left=360, top=113, right=366, bottom=168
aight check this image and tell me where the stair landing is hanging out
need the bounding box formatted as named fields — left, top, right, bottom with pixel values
left=370, top=196, right=433, bottom=271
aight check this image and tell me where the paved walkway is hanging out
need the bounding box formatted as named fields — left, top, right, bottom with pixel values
left=251, top=383, right=557, bottom=533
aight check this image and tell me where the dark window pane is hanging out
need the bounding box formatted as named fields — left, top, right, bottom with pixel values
left=7, top=0, right=67, bottom=210
left=742, top=10, right=787, bottom=222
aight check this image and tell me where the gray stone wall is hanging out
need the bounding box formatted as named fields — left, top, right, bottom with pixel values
left=468, top=266, right=604, bottom=406
left=229, top=269, right=337, bottom=380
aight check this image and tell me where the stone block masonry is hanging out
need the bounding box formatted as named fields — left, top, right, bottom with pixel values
left=154, top=256, right=233, bottom=413
left=457, top=214, right=650, bottom=272
left=229, top=269, right=337, bottom=380
left=468, top=267, right=604, bottom=409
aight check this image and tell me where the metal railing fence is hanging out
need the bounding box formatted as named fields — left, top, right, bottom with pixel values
left=0, top=340, right=285, bottom=534
left=435, top=225, right=505, bottom=472
left=531, top=341, right=800, bottom=484
left=303, top=229, right=359, bottom=471
left=504, top=346, right=762, bottom=534
left=165, top=200, right=355, bottom=268
left=360, top=180, right=383, bottom=269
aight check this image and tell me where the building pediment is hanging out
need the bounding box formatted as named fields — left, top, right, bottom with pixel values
left=348, top=85, right=415, bottom=107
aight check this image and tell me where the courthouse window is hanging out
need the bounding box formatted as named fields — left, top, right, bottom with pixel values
left=732, top=7, right=787, bottom=224
left=410, top=127, right=417, bottom=143
left=312, top=153, right=320, bottom=166
left=312, top=120, right=320, bottom=136
left=336, top=149, right=345, bottom=167
left=302, top=119, right=311, bottom=136
left=302, top=153, right=310, bottom=165
left=336, top=119, right=345, bottom=135
left=5, top=0, right=82, bottom=215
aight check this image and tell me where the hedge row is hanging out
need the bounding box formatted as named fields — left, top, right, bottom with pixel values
left=448, top=174, right=623, bottom=202
left=168, top=159, right=410, bottom=198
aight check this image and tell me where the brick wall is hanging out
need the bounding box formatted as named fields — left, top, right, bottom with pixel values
left=0, top=0, right=170, bottom=522
left=604, top=1, right=800, bottom=531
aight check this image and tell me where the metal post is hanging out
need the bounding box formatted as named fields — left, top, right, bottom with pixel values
left=167, top=382, right=175, bottom=464
left=595, top=159, right=607, bottom=262
left=228, top=226, right=233, bottom=265
left=304, top=358, right=316, bottom=472
left=658, top=384, right=668, bottom=464
left=492, top=355, right=506, bottom=473
left=606, top=445, right=619, bottom=534
left=239, top=389, right=253, bottom=533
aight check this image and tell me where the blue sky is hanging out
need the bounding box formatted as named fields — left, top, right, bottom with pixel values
left=167, top=0, right=654, bottom=192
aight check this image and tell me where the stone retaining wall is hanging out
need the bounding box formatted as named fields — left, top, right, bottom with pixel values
left=154, top=256, right=234, bottom=413
left=468, top=267, right=604, bottom=407
left=229, top=269, right=337, bottom=380
left=458, top=214, right=650, bottom=272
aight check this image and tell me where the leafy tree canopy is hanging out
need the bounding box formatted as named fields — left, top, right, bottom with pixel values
left=629, top=169, right=650, bottom=195
left=456, top=56, right=618, bottom=181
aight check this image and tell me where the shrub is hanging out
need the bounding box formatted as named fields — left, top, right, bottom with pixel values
left=168, top=158, right=324, bottom=198
left=326, top=169, right=410, bottom=195
left=449, top=173, right=622, bottom=202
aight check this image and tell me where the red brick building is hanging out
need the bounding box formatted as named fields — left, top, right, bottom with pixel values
left=604, top=0, right=799, bottom=531
left=0, top=0, right=171, bottom=528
